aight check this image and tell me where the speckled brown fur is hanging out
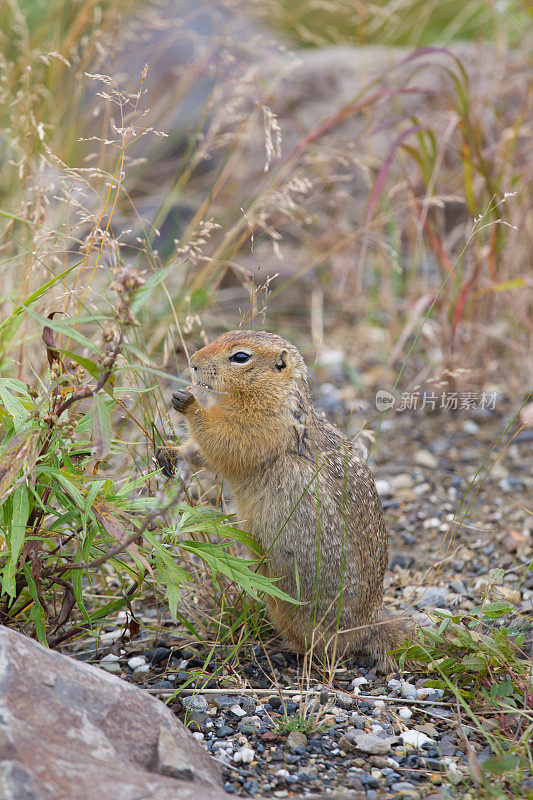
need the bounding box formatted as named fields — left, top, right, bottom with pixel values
left=166, top=330, right=410, bottom=668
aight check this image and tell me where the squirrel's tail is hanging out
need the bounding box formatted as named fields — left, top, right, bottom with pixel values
left=366, top=611, right=415, bottom=672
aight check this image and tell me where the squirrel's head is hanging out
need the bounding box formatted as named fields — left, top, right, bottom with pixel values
left=188, top=330, right=310, bottom=413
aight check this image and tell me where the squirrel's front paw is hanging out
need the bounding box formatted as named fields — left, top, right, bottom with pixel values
left=154, top=447, right=180, bottom=478
left=171, top=389, right=195, bottom=413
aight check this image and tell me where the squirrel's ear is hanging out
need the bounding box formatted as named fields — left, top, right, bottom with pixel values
left=275, top=349, right=288, bottom=371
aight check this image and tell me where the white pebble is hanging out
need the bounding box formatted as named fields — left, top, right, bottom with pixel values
left=230, top=704, right=246, bottom=717
left=275, top=769, right=290, bottom=780
left=127, top=656, right=146, bottom=670
left=351, top=677, right=369, bottom=688
left=375, top=479, right=392, bottom=498
left=100, top=653, right=120, bottom=662
left=462, top=420, right=479, bottom=434
left=192, top=731, right=204, bottom=741
left=233, top=747, right=254, bottom=764
left=133, top=663, right=150, bottom=674
left=374, top=700, right=386, bottom=709
left=400, top=682, right=418, bottom=700
left=400, top=730, right=435, bottom=748
left=399, top=707, right=413, bottom=720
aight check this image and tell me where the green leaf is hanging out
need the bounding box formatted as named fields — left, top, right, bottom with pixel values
left=175, top=503, right=261, bottom=554
left=11, top=484, right=29, bottom=562
left=0, top=430, right=40, bottom=500
left=167, top=584, right=179, bottom=620
left=0, top=379, right=31, bottom=398
left=488, top=568, right=504, bottom=584
left=30, top=601, right=47, bottom=645
left=182, top=541, right=298, bottom=604
left=482, top=753, right=521, bottom=775
left=1, top=485, right=30, bottom=597
left=143, top=529, right=192, bottom=586
left=0, top=383, right=29, bottom=430
left=482, top=601, right=513, bottom=618
left=26, top=309, right=102, bottom=354
left=37, top=467, right=86, bottom=510
left=88, top=597, right=127, bottom=622
left=91, top=395, right=112, bottom=461
left=399, top=644, right=434, bottom=662
left=72, top=566, right=91, bottom=623
left=62, top=350, right=100, bottom=379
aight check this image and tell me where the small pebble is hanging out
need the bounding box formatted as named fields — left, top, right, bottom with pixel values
left=375, top=479, right=392, bottom=498
left=233, top=746, right=254, bottom=764
left=400, top=682, right=418, bottom=700
left=415, top=449, right=438, bottom=468
left=336, top=691, right=355, bottom=710
left=127, top=656, right=146, bottom=670
left=400, top=730, right=435, bottom=748
left=181, top=695, right=208, bottom=713
left=216, top=725, right=234, bottom=738
left=286, top=730, right=307, bottom=750
left=100, top=653, right=120, bottom=663
left=100, top=661, right=121, bottom=674
left=350, top=733, right=392, bottom=755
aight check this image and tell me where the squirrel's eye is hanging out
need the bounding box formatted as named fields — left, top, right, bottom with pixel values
left=229, top=351, right=251, bottom=364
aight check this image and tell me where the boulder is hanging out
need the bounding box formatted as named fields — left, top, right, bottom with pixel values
left=0, top=625, right=224, bottom=800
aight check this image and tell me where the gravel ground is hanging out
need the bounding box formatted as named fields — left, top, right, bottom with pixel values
left=72, top=374, right=532, bottom=799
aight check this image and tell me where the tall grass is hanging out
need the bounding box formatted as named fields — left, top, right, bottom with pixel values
left=257, top=0, right=532, bottom=48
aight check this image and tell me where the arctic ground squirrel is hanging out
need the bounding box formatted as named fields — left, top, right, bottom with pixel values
left=157, top=330, right=410, bottom=668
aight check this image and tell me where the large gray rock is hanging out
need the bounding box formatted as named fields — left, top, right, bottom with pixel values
left=0, top=626, right=224, bottom=800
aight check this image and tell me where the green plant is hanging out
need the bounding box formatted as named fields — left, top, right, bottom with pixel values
left=0, top=265, right=296, bottom=645
left=274, top=710, right=326, bottom=735
left=396, top=567, right=533, bottom=794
